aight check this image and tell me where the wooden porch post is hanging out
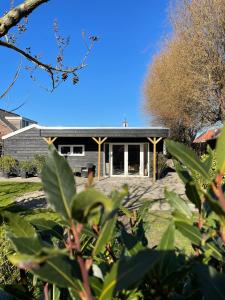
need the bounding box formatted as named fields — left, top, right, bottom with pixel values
left=43, top=137, right=57, bottom=145
left=147, top=137, right=162, bottom=182
left=92, top=137, right=107, bottom=180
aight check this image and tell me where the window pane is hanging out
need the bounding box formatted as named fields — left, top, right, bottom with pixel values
left=73, top=146, right=83, bottom=154
left=61, top=146, right=71, bottom=155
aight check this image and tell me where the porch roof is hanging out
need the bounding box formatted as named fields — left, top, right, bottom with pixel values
left=2, top=124, right=169, bottom=139
left=40, top=126, right=169, bottom=138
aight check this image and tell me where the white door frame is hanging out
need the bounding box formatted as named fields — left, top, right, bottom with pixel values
left=109, top=143, right=149, bottom=177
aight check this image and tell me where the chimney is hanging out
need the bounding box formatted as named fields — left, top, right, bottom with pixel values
left=122, top=119, right=128, bottom=127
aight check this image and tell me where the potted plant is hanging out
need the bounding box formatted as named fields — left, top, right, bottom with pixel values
left=0, top=155, right=17, bottom=178
left=19, top=160, right=36, bottom=178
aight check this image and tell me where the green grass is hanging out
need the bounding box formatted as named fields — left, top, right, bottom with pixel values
left=147, top=211, right=193, bottom=254
left=0, top=181, right=42, bottom=207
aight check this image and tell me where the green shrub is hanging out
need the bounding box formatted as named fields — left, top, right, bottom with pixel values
left=32, top=154, right=46, bottom=174
left=19, top=160, right=36, bottom=175
left=0, top=155, right=17, bottom=174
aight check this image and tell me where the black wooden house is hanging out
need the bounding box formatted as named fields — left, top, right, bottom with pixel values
left=2, top=124, right=169, bottom=180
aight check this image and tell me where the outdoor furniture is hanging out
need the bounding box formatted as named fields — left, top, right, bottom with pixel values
left=81, top=163, right=96, bottom=178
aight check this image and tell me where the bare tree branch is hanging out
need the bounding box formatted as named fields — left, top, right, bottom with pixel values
left=0, top=38, right=95, bottom=91
left=0, top=59, right=22, bottom=99
left=10, top=100, right=26, bottom=112
left=0, top=0, right=49, bottom=38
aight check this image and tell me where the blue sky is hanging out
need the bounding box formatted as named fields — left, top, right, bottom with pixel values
left=1, top=0, right=169, bottom=126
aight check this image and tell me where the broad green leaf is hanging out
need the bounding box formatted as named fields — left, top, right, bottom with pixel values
left=99, top=250, right=159, bottom=300
left=166, top=140, right=209, bottom=179
left=195, top=264, right=225, bottom=300
left=32, top=255, right=82, bottom=289
left=185, top=182, right=202, bottom=212
left=165, top=190, right=192, bottom=218
left=158, top=222, right=175, bottom=250
left=175, top=221, right=201, bottom=246
left=9, top=253, right=47, bottom=269
left=30, top=218, right=64, bottom=239
left=173, top=160, right=193, bottom=184
left=204, top=241, right=223, bottom=262
left=93, top=212, right=117, bottom=256
left=120, top=226, right=144, bottom=256
left=72, top=188, right=113, bottom=224
left=7, top=236, right=43, bottom=254
left=3, top=212, right=36, bottom=237
left=41, top=145, right=76, bottom=222
left=155, top=223, right=176, bottom=280
left=216, top=122, right=225, bottom=173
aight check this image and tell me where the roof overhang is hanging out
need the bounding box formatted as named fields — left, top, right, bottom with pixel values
left=2, top=124, right=170, bottom=139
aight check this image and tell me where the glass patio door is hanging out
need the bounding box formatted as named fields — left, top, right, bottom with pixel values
left=112, top=144, right=125, bottom=175
left=128, top=145, right=140, bottom=175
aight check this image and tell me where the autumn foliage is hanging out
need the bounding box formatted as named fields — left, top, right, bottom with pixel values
left=144, top=0, right=225, bottom=143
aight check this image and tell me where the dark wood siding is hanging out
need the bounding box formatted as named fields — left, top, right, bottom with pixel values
left=3, top=128, right=48, bottom=160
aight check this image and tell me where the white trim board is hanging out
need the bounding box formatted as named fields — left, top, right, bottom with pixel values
left=2, top=124, right=41, bottom=139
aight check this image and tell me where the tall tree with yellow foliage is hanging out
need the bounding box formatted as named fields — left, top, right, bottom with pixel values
left=144, top=0, right=225, bottom=143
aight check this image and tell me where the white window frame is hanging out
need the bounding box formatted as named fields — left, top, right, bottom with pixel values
left=58, top=145, right=85, bottom=157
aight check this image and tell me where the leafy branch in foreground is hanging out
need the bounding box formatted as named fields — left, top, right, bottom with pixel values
left=1, top=124, right=225, bottom=299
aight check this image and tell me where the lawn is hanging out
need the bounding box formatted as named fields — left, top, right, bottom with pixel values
left=0, top=181, right=42, bottom=207
left=147, top=210, right=193, bottom=254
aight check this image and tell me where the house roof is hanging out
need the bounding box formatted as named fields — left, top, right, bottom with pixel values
left=193, top=121, right=223, bottom=143
left=2, top=124, right=170, bottom=139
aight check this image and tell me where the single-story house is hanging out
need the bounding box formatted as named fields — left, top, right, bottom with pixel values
left=2, top=124, right=169, bottom=180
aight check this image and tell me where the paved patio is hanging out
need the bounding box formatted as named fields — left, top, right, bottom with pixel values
left=2, top=172, right=188, bottom=210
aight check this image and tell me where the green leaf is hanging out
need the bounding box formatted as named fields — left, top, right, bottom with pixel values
left=185, top=182, right=202, bottom=212
left=7, top=236, right=43, bottom=255
left=173, top=160, right=192, bottom=185
left=41, top=145, right=76, bottom=222
left=3, top=212, right=36, bottom=237
left=175, top=221, right=201, bottom=246
left=72, top=188, right=113, bottom=224
left=204, top=241, right=224, bottom=262
left=155, top=223, right=176, bottom=280
left=120, top=227, right=144, bottom=256
left=99, top=250, right=159, bottom=300
left=158, top=222, right=175, bottom=250
left=32, top=255, right=82, bottom=289
left=216, top=122, right=225, bottom=173
left=165, top=190, right=192, bottom=218
left=9, top=253, right=47, bottom=269
left=165, top=140, right=209, bottom=179
left=195, top=264, right=225, bottom=300
left=93, top=212, right=117, bottom=256
left=30, top=218, right=64, bottom=239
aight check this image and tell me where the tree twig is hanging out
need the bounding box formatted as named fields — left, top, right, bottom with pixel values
left=0, top=59, right=22, bottom=99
